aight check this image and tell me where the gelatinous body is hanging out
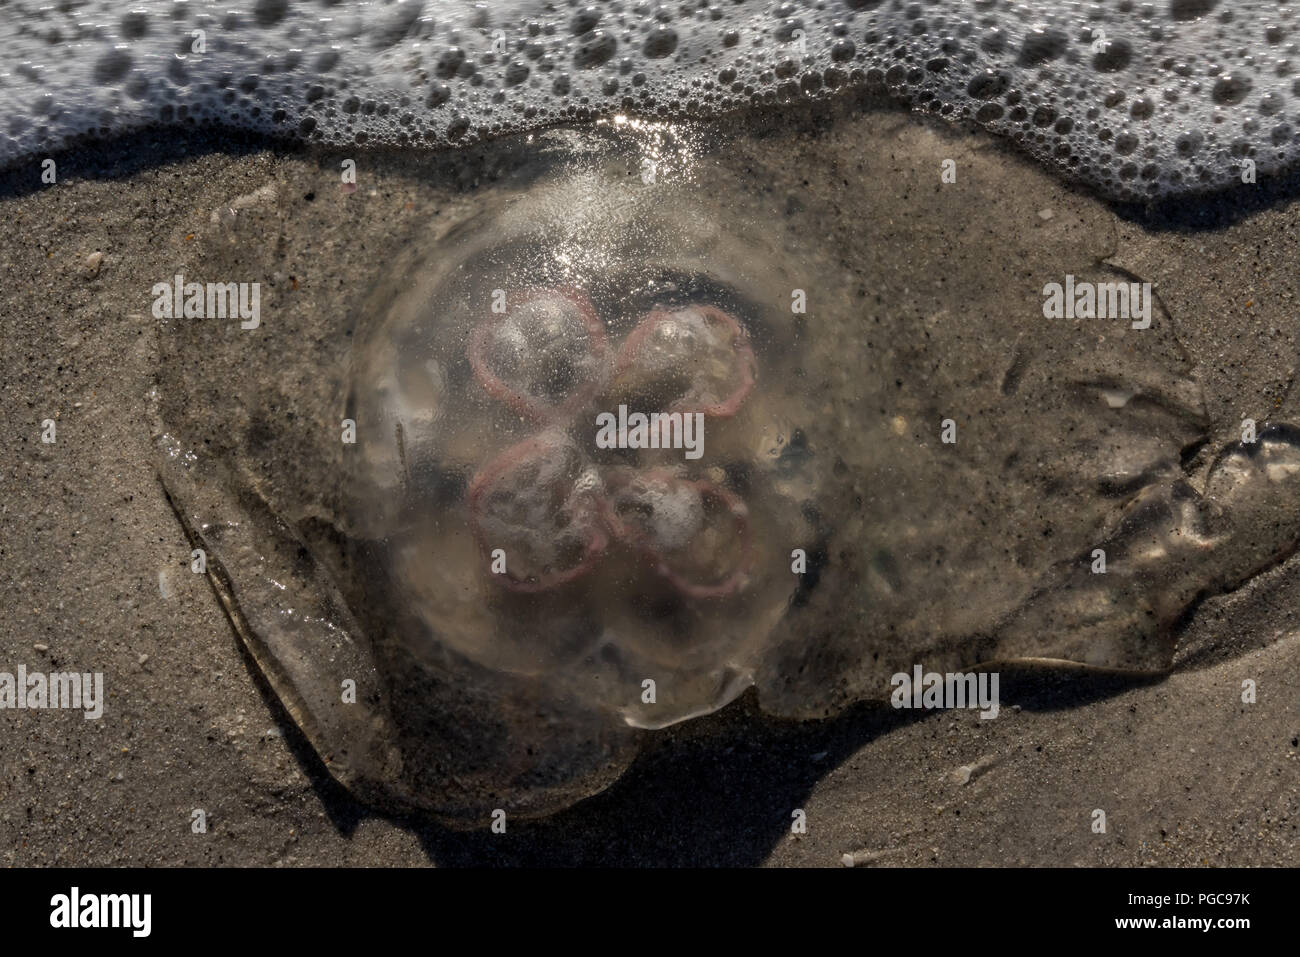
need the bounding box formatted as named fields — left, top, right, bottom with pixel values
left=154, top=121, right=1300, bottom=825
left=343, top=140, right=806, bottom=732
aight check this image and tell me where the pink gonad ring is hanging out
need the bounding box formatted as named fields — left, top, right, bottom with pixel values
left=613, top=303, right=757, bottom=417
left=467, top=286, right=608, bottom=424
left=466, top=431, right=609, bottom=593
left=602, top=468, right=754, bottom=600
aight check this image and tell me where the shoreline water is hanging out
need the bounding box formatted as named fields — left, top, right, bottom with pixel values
left=4, top=1, right=1299, bottom=203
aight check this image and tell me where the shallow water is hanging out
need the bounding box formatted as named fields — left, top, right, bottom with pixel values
left=142, top=102, right=1300, bottom=823
left=10, top=0, right=1300, bottom=200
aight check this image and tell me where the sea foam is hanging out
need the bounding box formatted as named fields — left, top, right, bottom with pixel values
left=3, top=0, right=1297, bottom=200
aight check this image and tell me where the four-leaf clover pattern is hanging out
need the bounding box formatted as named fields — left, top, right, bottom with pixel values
left=466, top=286, right=759, bottom=598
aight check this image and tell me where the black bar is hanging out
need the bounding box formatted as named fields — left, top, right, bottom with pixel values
left=0, top=867, right=1280, bottom=943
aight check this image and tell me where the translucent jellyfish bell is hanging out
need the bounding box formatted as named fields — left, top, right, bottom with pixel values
left=155, top=120, right=1300, bottom=826
left=344, top=135, right=810, bottom=730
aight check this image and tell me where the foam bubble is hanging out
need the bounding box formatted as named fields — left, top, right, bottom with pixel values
left=2, top=0, right=1298, bottom=199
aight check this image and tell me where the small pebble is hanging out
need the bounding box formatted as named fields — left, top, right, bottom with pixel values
left=234, top=184, right=277, bottom=209
left=210, top=183, right=277, bottom=224
left=1037, top=208, right=1055, bottom=221
left=33, top=643, right=49, bottom=652
left=82, top=250, right=103, bottom=278
left=841, top=848, right=890, bottom=867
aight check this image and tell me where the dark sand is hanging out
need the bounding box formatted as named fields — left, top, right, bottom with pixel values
left=1, top=103, right=1296, bottom=865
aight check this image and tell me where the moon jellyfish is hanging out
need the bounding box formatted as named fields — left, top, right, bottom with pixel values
left=154, top=117, right=1300, bottom=825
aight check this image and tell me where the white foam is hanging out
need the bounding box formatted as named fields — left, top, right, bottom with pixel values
left=2, top=0, right=1296, bottom=199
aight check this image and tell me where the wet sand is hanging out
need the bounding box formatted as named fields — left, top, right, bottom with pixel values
left=1, top=101, right=1297, bottom=865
